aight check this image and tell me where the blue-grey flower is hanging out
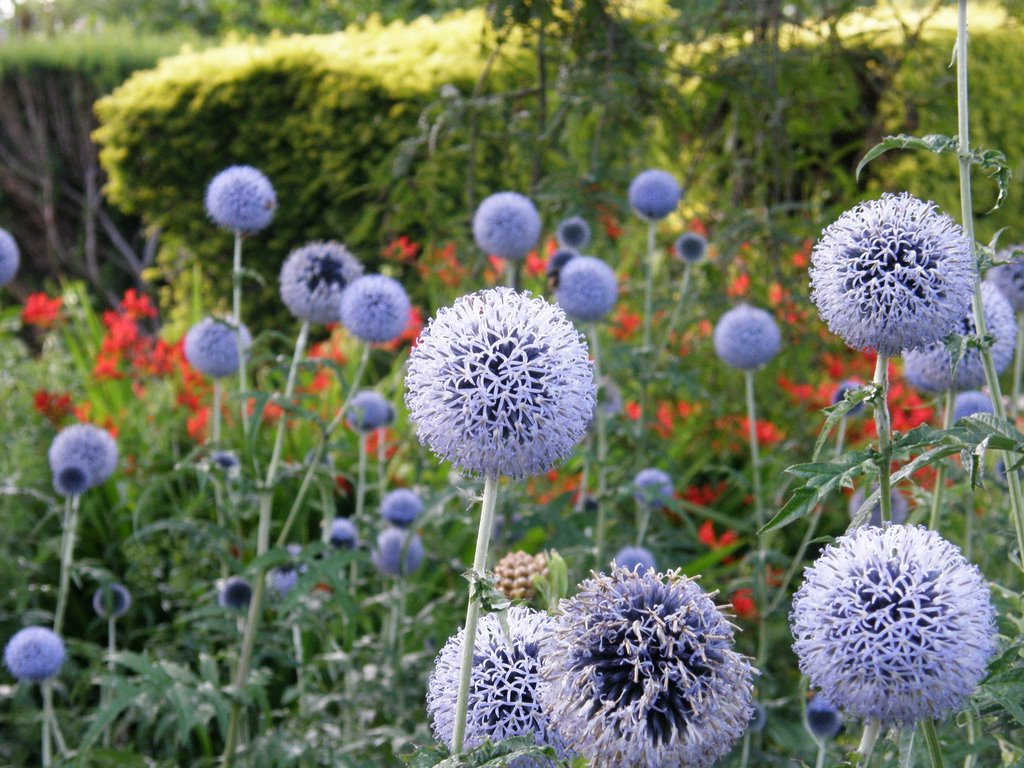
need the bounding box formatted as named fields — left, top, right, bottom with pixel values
left=53, top=462, right=91, bottom=497
left=212, top=450, right=240, bottom=473
left=557, top=216, right=591, bottom=250
left=92, top=583, right=132, bottom=619
left=848, top=486, right=909, bottom=527
left=405, top=288, right=595, bottom=480
left=473, top=192, right=542, bottom=261
left=790, top=524, right=996, bottom=725
left=4, top=627, right=65, bottom=682
left=805, top=696, right=842, bottom=741
left=633, top=467, right=672, bottom=508
left=204, top=165, right=276, bottom=233
left=539, top=567, right=755, bottom=768
left=218, top=576, right=252, bottom=611
left=380, top=488, right=424, bottom=528
left=713, top=304, right=781, bottom=371
left=428, top=605, right=568, bottom=765
left=345, top=390, right=395, bottom=432
left=985, top=244, right=1024, bottom=311
left=49, top=423, right=118, bottom=492
left=674, top=232, right=707, bottom=263
left=545, top=247, right=578, bottom=290
left=184, top=317, right=252, bottom=379
left=628, top=169, right=682, bottom=221
left=831, top=378, right=865, bottom=417
left=903, top=282, right=1016, bottom=392
left=0, top=227, right=20, bottom=286
left=555, top=255, right=618, bottom=323
left=953, top=391, right=993, bottom=422
left=372, top=527, right=424, bottom=576
left=279, top=241, right=364, bottom=324
left=339, top=274, right=410, bottom=344
left=612, top=545, right=656, bottom=574
left=810, top=193, right=976, bottom=356
left=328, top=518, right=358, bottom=550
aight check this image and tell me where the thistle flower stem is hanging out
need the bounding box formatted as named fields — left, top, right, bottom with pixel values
left=744, top=370, right=765, bottom=526
left=589, top=326, right=610, bottom=569
left=232, top=231, right=249, bottom=436
left=53, top=493, right=80, bottom=636
left=657, top=260, right=692, bottom=361
left=212, top=380, right=222, bottom=446
left=41, top=680, right=53, bottom=768
left=814, top=740, right=827, bottom=768
left=635, top=499, right=651, bottom=548
left=858, top=717, right=882, bottom=765
left=505, top=259, right=517, bottom=291
left=963, top=711, right=978, bottom=768
left=222, top=575, right=266, bottom=766
left=745, top=369, right=769, bottom=675
left=451, top=472, right=500, bottom=754
left=292, top=624, right=306, bottom=718
left=767, top=501, right=823, bottom=615
left=355, top=434, right=368, bottom=525
left=920, top=719, right=945, bottom=768
left=377, top=427, right=387, bottom=499
left=387, top=577, right=407, bottom=715
left=1012, top=313, right=1024, bottom=423
left=873, top=355, right=893, bottom=525
left=641, top=221, right=656, bottom=352
left=928, top=389, right=955, bottom=531
left=103, top=616, right=116, bottom=746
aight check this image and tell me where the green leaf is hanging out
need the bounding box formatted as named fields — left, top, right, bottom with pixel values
left=855, top=133, right=957, bottom=179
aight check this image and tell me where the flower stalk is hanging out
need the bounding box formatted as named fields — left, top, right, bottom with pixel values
left=873, top=355, right=893, bottom=525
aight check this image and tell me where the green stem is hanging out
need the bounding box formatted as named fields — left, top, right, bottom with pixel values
left=292, top=623, right=306, bottom=718
left=744, top=370, right=765, bottom=525
left=635, top=497, right=651, bottom=548
left=920, top=719, right=945, bottom=768
left=744, top=369, right=768, bottom=674
left=103, top=616, right=115, bottom=746
left=928, top=389, right=955, bottom=530
left=451, top=473, right=501, bottom=754
left=814, top=740, right=827, bottom=768
left=873, top=355, right=893, bottom=525
left=222, top=575, right=266, bottom=766
left=589, top=326, right=609, bottom=569
left=377, top=427, right=387, bottom=499
left=41, top=680, right=53, bottom=768
left=964, top=710, right=978, bottom=768
left=1012, top=312, right=1024, bottom=423
left=833, top=416, right=848, bottom=459
left=657, top=260, right=692, bottom=361
left=233, top=231, right=249, bottom=436
left=641, top=220, right=656, bottom=351
left=355, top=433, right=368, bottom=524
left=505, top=259, right=517, bottom=291
left=388, top=577, right=407, bottom=715
left=212, top=379, right=222, bottom=446
left=53, top=494, right=80, bottom=636
left=858, top=717, right=882, bottom=766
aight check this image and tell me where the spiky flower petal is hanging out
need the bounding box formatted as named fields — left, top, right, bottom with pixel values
left=473, top=192, right=542, bottom=261
left=713, top=304, right=781, bottom=371
left=279, top=241, right=363, bottom=324
left=380, top=488, right=424, bottom=528
left=340, top=274, right=411, bottom=344
left=328, top=518, right=358, bottom=549
left=204, top=165, right=276, bottom=233
left=184, top=317, right=252, bottom=379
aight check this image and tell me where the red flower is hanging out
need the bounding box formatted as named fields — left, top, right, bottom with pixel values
left=33, top=390, right=73, bottom=424
left=187, top=407, right=209, bottom=442
left=726, top=272, right=750, bottom=297
left=22, top=293, right=62, bottom=328
left=731, top=588, right=757, bottom=620
left=120, top=289, right=157, bottom=320
left=525, top=249, right=547, bottom=278
left=93, top=352, right=123, bottom=380
left=625, top=401, right=641, bottom=421
left=382, top=235, right=420, bottom=263
left=612, top=306, right=641, bottom=341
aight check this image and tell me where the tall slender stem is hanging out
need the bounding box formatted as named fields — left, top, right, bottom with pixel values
left=929, top=389, right=956, bottom=530
left=589, top=326, right=610, bottom=568
left=920, top=719, right=945, bottom=768
left=377, top=427, right=387, bottom=499
left=963, top=711, right=978, bottom=768
left=212, top=379, right=222, bottom=446
left=657, top=261, right=692, bottom=361
left=858, top=717, right=882, bottom=765
left=833, top=417, right=848, bottom=459
left=814, top=741, right=827, bottom=768
left=1011, top=313, right=1024, bottom=423
left=355, top=434, right=368, bottom=524
left=451, top=473, right=501, bottom=754
left=635, top=498, right=651, bottom=548
left=873, top=356, right=893, bottom=525
left=745, top=369, right=769, bottom=673
left=53, top=494, right=80, bottom=636
left=641, top=221, right=656, bottom=351
left=103, top=616, right=116, bottom=746
left=232, top=232, right=249, bottom=435
left=41, top=680, right=54, bottom=768
left=292, top=623, right=306, bottom=718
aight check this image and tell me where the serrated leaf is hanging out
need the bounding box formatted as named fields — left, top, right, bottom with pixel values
left=856, top=133, right=957, bottom=179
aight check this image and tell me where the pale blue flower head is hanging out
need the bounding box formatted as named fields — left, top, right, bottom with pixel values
left=612, top=545, right=656, bottom=574
left=810, top=193, right=975, bottom=356
left=279, top=241, right=364, bottom=324
left=628, top=169, right=682, bottom=221
left=184, top=317, right=252, bottom=379
left=713, top=304, right=781, bottom=371
left=218, top=576, right=252, bottom=611
left=539, top=567, right=755, bottom=768
left=985, top=244, right=1024, bottom=311
left=340, top=274, right=410, bottom=344
left=405, top=288, right=595, bottom=480
left=204, top=165, right=276, bottom=233
left=633, top=467, right=672, bottom=508
left=674, top=231, right=707, bottom=263
left=555, top=255, right=618, bottom=322
left=849, top=486, right=908, bottom=527
left=806, top=696, right=842, bottom=741
left=269, top=544, right=305, bottom=598
left=380, top=488, right=423, bottom=528
left=92, top=583, right=132, bottom=619
left=4, top=627, right=65, bottom=682
left=328, top=518, right=358, bottom=550
left=473, top=192, right=542, bottom=261
left=0, top=227, right=20, bottom=286
left=953, top=391, right=993, bottom=422
left=790, top=524, right=996, bottom=725
left=557, top=216, right=591, bottom=250
left=372, top=527, right=424, bottom=576
left=546, top=247, right=578, bottom=290
left=49, top=423, right=118, bottom=493
left=428, top=605, right=568, bottom=765
left=345, top=390, right=395, bottom=432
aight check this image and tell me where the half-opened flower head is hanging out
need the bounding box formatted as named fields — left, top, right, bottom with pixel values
left=612, top=545, right=657, bottom=574
left=204, top=165, right=276, bottom=233
left=790, top=524, right=996, bottom=725
left=473, top=192, right=542, bottom=261
left=279, top=241, right=364, bottom=324
left=340, top=274, right=411, bottom=344
left=953, top=391, right=993, bottom=422
left=92, top=583, right=132, bottom=619
left=328, top=517, right=358, bottom=549
left=405, top=288, right=595, bottom=480
left=557, top=216, right=591, bottom=250
left=674, top=232, right=707, bottom=263
left=184, top=317, right=252, bottom=379
left=380, top=488, right=424, bottom=528
left=372, top=527, right=424, bottom=576
left=713, top=304, right=781, bottom=371
left=345, top=390, right=395, bottom=432
left=985, top=244, right=1024, bottom=311
left=539, top=567, right=755, bottom=768
left=555, top=255, right=618, bottom=323
left=4, top=626, right=65, bottom=682
left=806, top=696, right=842, bottom=741
left=633, top=467, right=672, bottom=508
left=218, top=576, right=252, bottom=611
left=628, top=169, right=682, bottom=221
left=810, top=193, right=975, bottom=356
left=0, top=227, right=20, bottom=286
left=49, top=423, right=118, bottom=492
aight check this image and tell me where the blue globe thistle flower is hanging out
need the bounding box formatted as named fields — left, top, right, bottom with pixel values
left=372, top=527, right=424, bottom=576
left=184, top=317, right=252, bottom=379
left=985, top=244, right=1024, bottom=311
left=628, top=169, right=682, bottom=221
left=218, top=576, right=252, bottom=611
left=279, top=241, right=364, bottom=324
left=269, top=544, right=305, bottom=597
left=810, top=192, right=975, bottom=357
left=405, top=288, right=595, bottom=480
left=345, top=390, right=395, bottom=432
left=713, top=304, right=781, bottom=371
left=612, top=545, right=656, bottom=574
left=4, top=627, right=65, bottom=682
left=428, top=605, right=569, bottom=764
left=903, top=282, right=1017, bottom=392
left=545, top=247, right=578, bottom=290
left=953, top=391, right=994, bottom=422
left=674, top=231, right=707, bottom=263
left=204, top=165, right=276, bottom=233
left=633, top=467, right=673, bottom=508
left=555, top=255, right=618, bottom=323
left=790, top=524, right=996, bottom=725
left=49, top=423, right=118, bottom=492
left=92, top=583, right=132, bottom=619
left=849, top=486, right=909, bottom=527
left=328, top=518, right=358, bottom=549
left=539, top=567, right=755, bottom=768
left=473, top=192, right=542, bottom=261
left=831, top=379, right=865, bottom=416
left=556, top=216, right=591, bottom=250
left=806, top=696, right=842, bottom=741
left=380, top=488, right=424, bottom=528
left=339, top=274, right=411, bottom=344
left=0, top=227, right=20, bottom=286
left=211, top=450, right=240, bottom=473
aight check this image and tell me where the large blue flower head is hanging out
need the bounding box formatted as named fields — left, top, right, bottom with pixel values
left=473, top=192, right=542, bottom=261
left=903, top=281, right=1016, bottom=392
left=49, top=423, right=118, bottom=494
left=555, top=255, right=618, bottom=323
left=372, top=527, right=424, bottom=576
left=4, top=627, right=65, bottom=683
left=806, top=696, right=842, bottom=741
left=328, top=517, right=359, bottom=550
left=848, top=486, right=909, bottom=527
left=628, top=169, right=682, bottom=221
left=810, top=193, right=976, bottom=357
left=405, top=288, right=595, bottom=480
left=92, top=583, right=132, bottom=619
left=985, top=244, right=1024, bottom=311
left=428, top=606, right=568, bottom=765
left=633, top=467, right=673, bottom=508
left=0, top=227, right=20, bottom=286
left=539, top=567, right=755, bottom=768
left=790, top=524, right=996, bottom=725
left=339, top=274, right=411, bottom=344
left=218, top=576, right=252, bottom=611
left=345, top=390, right=395, bottom=432
left=556, top=216, right=591, bottom=250
left=713, top=304, right=781, bottom=371
left=612, top=545, right=657, bottom=574
left=674, top=232, right=707, bottom=263
left=279, top=241, right=364, bottom=324
left=184, top=317, right=252, bottom=379
left=952, top=391, right=993, bottom=422
left=380, top=488, right=424, bottom=528
left=204, top=165, right=276, bottom=233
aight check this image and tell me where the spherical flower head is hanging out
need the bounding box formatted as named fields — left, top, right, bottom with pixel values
left=612, top=545, right=656, bottom=574
left=790, top=524, right=996, bottom=725
left=212, top=450, right=240, bottom=473
left=849, top=486, right=909, bottom=527
left=713, top=304, right=781, bottom=371
left=4, top=627, right=65, bottom=682
left=184, top=317, right=252, bottom=379
left=218, top=576, right=252, bottom=611
left=0, top=227, right=20, bottom=286
left=831, top=379, right=865, bottom=416
left=555, top=255, right=618, bottom=323
left=405, top=288, right=595, bottom=480
left=279, top=241, right=364, bottom=324
left=270, top=566, right=300, bottom=597
left=92, top=583, right=132, bottom=619
left=556, top=216, right=591, bottom=250
left=204, top=165, right=276, bottom=233
left=345, top=390, right=395, bottom=432
left=49, top=423, right=118, bottom=492
left=380, top=488, right=424, bottom=528
left=473, top=192, right=542, bottom=261
left=674, top=231, right=707, bottom=263
left=632, top=468, right=673, bottom=508
left=628, top=169, right=682, bottom=221
left=903, top=282, right=1016, bottom=392
left=428, top=605, right=568, bottom=765
left=810, top=193, right=976, bottom=356
left=328, top=517, right=358, bottom=550
left=539, top=567, right=755, bottom=768
left=372, top=527, right=424, bottom=576
left=545, top=248, right=578, bottom=290
left=953, top=391, right=993, bottom=422
left=806, top=696, right=842, bottom=741
left=985, top=244, right=1024, bottom=311
left=53, top=462, right=91, bottom=497
left=339, top=274, right=411, bottom=344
